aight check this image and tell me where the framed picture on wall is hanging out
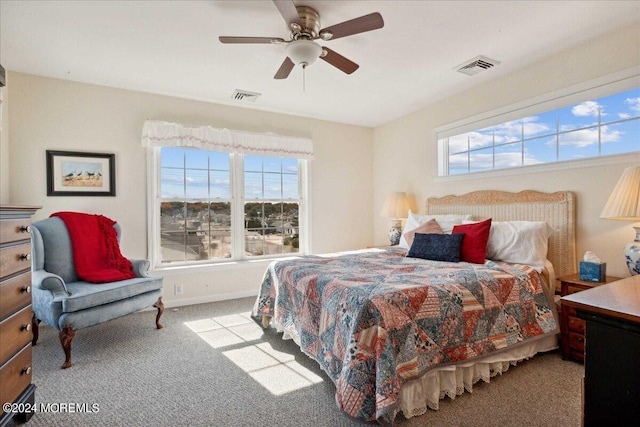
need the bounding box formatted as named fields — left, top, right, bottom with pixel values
left=46, top=150, right=116, bottom=196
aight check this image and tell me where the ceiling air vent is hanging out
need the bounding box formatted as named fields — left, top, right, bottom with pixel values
left=231, top=89, right=261, bottom=103
left=455, top=55, right=500, bottom=76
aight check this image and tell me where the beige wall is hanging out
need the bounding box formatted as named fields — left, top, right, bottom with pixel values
left=373, top=22, right=640, bottom=278
left=7, top=73, right=373, bottom=305
left=0, top=83, right=8, bottom=203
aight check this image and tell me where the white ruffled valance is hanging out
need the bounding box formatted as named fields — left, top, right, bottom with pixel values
left=141, top=120, right=313, bottom=160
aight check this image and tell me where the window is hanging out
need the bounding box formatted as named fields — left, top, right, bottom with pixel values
left=437, top=85, right=640, bottom=176
left=244, top=156, right=301, bottom=257
left=143, top=121, right=312, bottom=268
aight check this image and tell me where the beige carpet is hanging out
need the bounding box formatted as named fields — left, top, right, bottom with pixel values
left=17, top=297, right=583, bottom=427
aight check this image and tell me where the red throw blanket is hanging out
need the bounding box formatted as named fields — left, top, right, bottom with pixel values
left=52, top=212, right=136, bottom=283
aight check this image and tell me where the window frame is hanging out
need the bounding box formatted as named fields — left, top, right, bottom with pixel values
left=147, top=147, right=310, bottom=269
left=435, top=67, right=640, bottom=180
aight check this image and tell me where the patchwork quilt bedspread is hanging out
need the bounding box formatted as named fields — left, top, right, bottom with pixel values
left=251, top=248, right=558, bottom=423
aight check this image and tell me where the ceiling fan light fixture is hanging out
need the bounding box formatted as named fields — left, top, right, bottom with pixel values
left=286, top=40, right=322, bottom=66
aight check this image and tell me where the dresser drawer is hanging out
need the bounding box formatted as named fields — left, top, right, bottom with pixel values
left=0, top=344, right=32, bottom=415
left=567, top=315, right=586, bottom=334
left=568, top=331, right=586, bottom=352
left=0, top=243, right=32, bottom=279
left=0, top=306, right=33, bottom=366
left=0, top=218, right=32, bottom=245
left=0, top=272, right=32, bottom=319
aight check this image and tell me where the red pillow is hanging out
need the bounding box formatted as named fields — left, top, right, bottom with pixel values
left=452, top=218, right=492, bottom=264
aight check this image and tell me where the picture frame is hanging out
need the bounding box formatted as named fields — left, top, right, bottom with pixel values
left=46, top=150, right=116, bottom=196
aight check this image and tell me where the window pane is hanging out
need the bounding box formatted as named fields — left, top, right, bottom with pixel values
left=244, top=156, right=263, bottom=172
left=161, top=147, right=185, bottom=168
left=206, top=202, right=232, bottom=259
left=524, top=135, right=556, bottom=165
left=185, top=169, right=208, bottom=199
left=558, top=103, right=599, bottom=131
left=209, top=170, right=230, bottom=198
left=263, top=158, right=282, bottom=173
left=161, top=167, right=184, bottom=198
left=160, top=202, right=187, bottom=263
left=263, top=173, right=282, bottom=199
left=448, top=152, right=468, bottom=175
left=282, top=174, right=299, bottom=199
left=244, top=172, right=263, bottom=199
left=208, top=152, right=230, bottom=171
left=601, top=120, right=640, bottom=156
left=559, top=128, right=599, bottom=161
left=185, top=149, right=209, bottom=169
left=244, top=201, right=299, bottom=257
left=469, top=147, right=494, bottom=173
left=282, top=158, right=298, bottom=174
left=448, top=134, right=469, bottom=155
left=494, top=142, right=522, bottom=169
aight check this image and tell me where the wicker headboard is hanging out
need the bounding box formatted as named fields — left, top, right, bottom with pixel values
left=426, top=190, right=576, bottom=278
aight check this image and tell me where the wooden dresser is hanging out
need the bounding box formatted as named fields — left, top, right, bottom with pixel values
left=561, top=275, right=640, bottom=426
left=0, top=205, right=40, bottom=426
left=558, top=273, right=621, bottom=362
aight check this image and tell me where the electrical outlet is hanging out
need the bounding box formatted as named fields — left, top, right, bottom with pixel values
left=174, top=284, right=183, bottom=295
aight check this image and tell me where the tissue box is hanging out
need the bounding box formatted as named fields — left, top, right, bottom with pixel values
left=579, top=261, right=606, bottom=282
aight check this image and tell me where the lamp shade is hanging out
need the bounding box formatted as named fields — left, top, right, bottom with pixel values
left=600, top=166, right=640, bottom=220
left=380, top=192, right=410, bottom=219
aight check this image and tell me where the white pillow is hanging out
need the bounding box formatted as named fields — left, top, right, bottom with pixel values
left=399, top=211, right=472, bottom=248
left=486, top=221, right=555, bottom=271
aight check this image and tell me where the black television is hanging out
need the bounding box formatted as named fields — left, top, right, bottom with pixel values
left=0, top=64, right=5, bottom=87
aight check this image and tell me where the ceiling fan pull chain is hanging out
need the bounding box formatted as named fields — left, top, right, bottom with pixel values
left=303, top=63, right=306, bottom=93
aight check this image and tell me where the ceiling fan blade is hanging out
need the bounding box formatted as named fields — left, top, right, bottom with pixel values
left=273, top=0, right=300, bottom=26
left=219, top=36, right=285, bottom=44
left=319, top=12, right=384, bottom=41
left=320, top=47, right=359, bottom=74
left=274, top=57, right=295, bottom=79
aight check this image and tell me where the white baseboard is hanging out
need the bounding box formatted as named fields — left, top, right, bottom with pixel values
left=161, top=290, right=257, bottom=309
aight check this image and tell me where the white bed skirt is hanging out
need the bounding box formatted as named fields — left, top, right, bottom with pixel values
left=394, top=334, right=559, bottom=420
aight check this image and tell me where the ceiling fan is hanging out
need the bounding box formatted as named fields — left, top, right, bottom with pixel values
left=219, top=0, right=384, bottom=79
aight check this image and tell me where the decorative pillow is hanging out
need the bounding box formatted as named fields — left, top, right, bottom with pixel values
left=403, top=219, right=444, bottom=248
left=486, top=221, right=555, bottom=270
left=398, top=211, right=472, bottom=248
left=452, top=218, right=492, bottom=264
left=407, top=233, right=464, bottom=262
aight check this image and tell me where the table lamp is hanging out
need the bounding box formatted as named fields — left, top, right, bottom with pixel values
left=380, top=192, right=410, bottom=245
left=600, top=166, right=640, bottom=275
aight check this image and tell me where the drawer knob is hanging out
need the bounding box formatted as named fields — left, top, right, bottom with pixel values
left=22, top=323, right=32, bottom=332
left=21, top=285, right=31, bottom=294
left=21, top=366, right=32, bottom=376
left=20, top=253, right=31, bottom=261
left=20, top=225, right=32, bottom=234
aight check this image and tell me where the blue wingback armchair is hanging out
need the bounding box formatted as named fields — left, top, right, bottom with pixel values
left=30, top=216, right=164, bottom=369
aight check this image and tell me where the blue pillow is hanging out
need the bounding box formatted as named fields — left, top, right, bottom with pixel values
left=407, top=233, right=464, bottom=262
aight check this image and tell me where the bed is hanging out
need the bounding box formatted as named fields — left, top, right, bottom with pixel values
left=252, top=190, right=576, bottom=424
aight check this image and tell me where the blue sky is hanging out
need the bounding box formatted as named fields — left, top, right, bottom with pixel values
left=447, top=88, right=640, bottom=174
left=160, top=150, right=298, bottom=200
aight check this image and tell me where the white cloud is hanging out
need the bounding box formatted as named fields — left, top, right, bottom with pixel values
left=572, top=101, right=602, bottom=117
left=548, top=125, right=621, bottom=148
left=619, top=113, right=631, bottom=119
left=626, top=97, right=640, bottom=112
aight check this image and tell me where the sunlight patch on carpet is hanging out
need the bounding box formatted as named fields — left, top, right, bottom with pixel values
left=185, top=311, right=324, bottom=395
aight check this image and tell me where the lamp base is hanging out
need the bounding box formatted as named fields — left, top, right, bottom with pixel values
left=389, top=219, right=402, bottom=246
left=625, top=226, right=640, bottom=275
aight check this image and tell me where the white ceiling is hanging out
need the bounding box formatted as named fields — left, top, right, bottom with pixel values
left=1, top=1, right=639, bottom=128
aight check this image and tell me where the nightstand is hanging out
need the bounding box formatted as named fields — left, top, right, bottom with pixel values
left=558, top=273, right=622, bottom=362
